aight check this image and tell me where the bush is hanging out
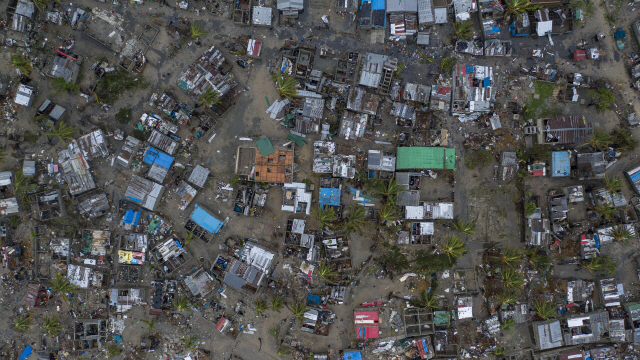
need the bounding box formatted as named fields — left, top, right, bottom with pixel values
left=115, top=107, right=132, bottom=124
left=52, top=77, right=80, bottom=94
left=24, top=131, right=38, bottom=143
left=524, top=202, right=537, bottom=217
left=589, top=88, right=615, bottom=113
left=413, top=251, right=455, bottom=273
left=95, top=70, right=149, bottom=105
left=465, top=149, right=493, bottom=170
left=132, top=129, right=147, bottom=141
left=378, top=245, right=410, bottom=271
left=610, top=128, right=637, bottom=151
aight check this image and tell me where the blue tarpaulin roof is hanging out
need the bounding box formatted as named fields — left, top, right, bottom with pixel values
left=465, top=64, right=474, bottom=73
left=143, top=147, right=174, bottom=169
left=19, top=346, right=32, bottom=360
left=552, top=151, right=571, bottom=177
left=190, top=204, right=223, bottom=234
left=307, top=294, right=322, bottom=305
left=615, top=29, right=626, bottom=39
left=343, top=350, right=363, bottom=360
left=370, top=0, right=384, bottom=9
left=483, top=78, right=491, bottom=87
left=123, top=209, right=141, bottom=225
left=319, top=188, right=341, bottom=208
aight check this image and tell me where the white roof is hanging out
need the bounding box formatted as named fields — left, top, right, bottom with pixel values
left=405, top=205, right=425, bottom=219
left=434, top=8, right=447, bottom=23
left=417, top=222, right=434, bottom=235
left=536, top=20, right=553, bottom=36
left=14, top=84, right=33, bottom=106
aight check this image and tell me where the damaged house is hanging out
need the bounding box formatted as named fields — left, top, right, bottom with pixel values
left=359, top=53, right=397, bottom=95
left=124, top=175, right=164, bottom=212
left=213, top=241, right=274, bottom=293
left=235, top=139, right=295, bottom=184
left=451, top=64, right=494, bottom=114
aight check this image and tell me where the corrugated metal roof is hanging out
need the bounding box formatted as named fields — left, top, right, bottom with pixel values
left=418, top=0, right=434, bottom=23
left=15, top=84, right=33, bottom=106
left=256, top=138, right=275, bottom=157
left=252, top=6, right=272, bottom=25
left=190, top=204, right=224, bottom=234
left=277, top=0, right=304, bottom=10
left=23, top=161, right=35, bottom=177
left=78, top=192, right=109, bottom=219
left=0, top=197, right=19, bottom=215
left=536, top=321, right=564, bottom=350
left=125, top=175, right=164, bottom=210
left=188, top=165, right=210, bottom=188
left=397, top=190, right=419, bottom=206
left=368, top=150, right=396, bottom=171
left=143, top=146, right=174, bottom=169
left=424, top=202, right=454, bottom=219
left=387, top=0, right=418, bottom=12
left=148, top=130, right=178, bottom=155
left=147, top=163, right=169, bottom=183
left=0, top=172, right=12, bottom=186
left=434, top=7, right=447, bottom=23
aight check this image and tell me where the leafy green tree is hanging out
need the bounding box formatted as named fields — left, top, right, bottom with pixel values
left=255, top=299, right=267, bottom=315
left=13, top=314, right=32, bottom=333
left=52, top=77, right=80, bottom=94
left=610, top=127, right=637, bottom=151
left=271, top=73, right=300, bottom=101
left=452, top=20, right=472, bottom=40
left=441, top=235, right=467, bottom=261
left=412, top=290, right=440, bottom=309
left=593, top=203, right=617, bottom=221
left=451, top=218, right=476, bottom=235
left=198, top=87, right=221, bottom=108
left=581, top=256, right=618, bottom=275
left=578, top=128, right=611, bottom=151
left=533, top=300, right=557, bottom=320
left=189, top=21, right=209, bottom=38
left=13, top=170, right=36, bottom=205
left=44, top=315, right=63, bottom=336
left=313, top=207, right=338, bottom=229
left=184, top=232, right=195, bottom=246
left=501, top=269, right=525, bottom=289
left=504, top=0, right=541, bottom=20
left=378, top=204, right=399, bottom=223
left=290, top=302, right=306, bottom=323
left=51, top=272, right=78, bottom=300
left=524, top=202, right=537, bottom=217
left=8, top=53, right=32, bottom=76
left=270, top=296, right=284, bottom=312
left=173, top=296, right=192, bottom=311
left=378, top=245, right=410, bottom=271
left=115, top=107, right=133, bottom=124
left=46, top=121, right=77, bottom=145
left=604, top=174, right=622, bottom=195
left=317, top=261, right=338, bottom=284
left=589, top=88, right=615, bottom=112
left=344, top=206, right=366, bottom=234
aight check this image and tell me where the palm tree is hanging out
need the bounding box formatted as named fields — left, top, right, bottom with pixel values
left=378, top=204, right=399, bottom=224
left=173, top=296, right=192, bottom=311
left=44, top=315, right=63, bottom=336
left=581, top=256, right=618, bottom=275
left=317, top=261, right=338, bottom=284
left=13, top=314, right=32, bottom=333
left=344, top=206, right=366, bottom=234
left=105, top=344, right=121, bottom=358
left=13, top=170, right=36, bottom=205
left=501, top=318, right=515, bottom=333
left=313, top=207, right=338, bottom=229
left=376, top=178, right=404, bottom=198
left=270, top=296, right=284, bottom=312
left=46, top=121, right=77, bottom=145
left=184, top=232, right=195, bottom=246
left=593, top=203, right=618, bottom=221
left=525, top=248, right=550, bottom=270
left=533, top=300, right=556, bottom=320
left=413, top=289, right=440, bottom=309
left=270, top=73, right=300, bottom=101
left=181, top=335, right=199, bottom=351
left=578, top=128, right=611, bottom=151
left=141, top=319, right=156, bottom=332
left=491, top=346, right=508, bottom=356
left=439, top=57, right=457, bottom=74
left=503, top=0, right=532, bottom=21
left=290, top=302, right=307, bottom=323
left=451, top=218, right=476, bottom=235
left=441, top=235, right=467, bottom=261
left=495, top=246, right=521, bottom=267
left=604, top=174, right=622, bottom=195
left=198, top=87, right=220, bottom=108
left=452, top=19, right=473, bottom=40
left=8, top=53, right=32, bottom=76
left=255, top=299, right=267, bottom=316
left=607, top=225, right=634, bottom=244
left=189, top=21, right=209, bottom=38
left=501, top=269, right=525, bottom=289
left=51, top=272, right=77, bottom=300
left=33, top=0, right=48, bottom=11
left=497, top=289, right=517, bottom=304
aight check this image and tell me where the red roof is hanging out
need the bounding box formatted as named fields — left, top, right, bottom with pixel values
left=529, top=169, right=545, bottom=176
left=354, top=311, right=379, bottom=324
left=215, top=317, right=228, bottom=331
left=248, top=39, right=262, bottom=57
left=573, top=50, right=586, bottom=61
left=436, top=87, right=452, bottom=95
left=356, top=326, right=379, bottom=339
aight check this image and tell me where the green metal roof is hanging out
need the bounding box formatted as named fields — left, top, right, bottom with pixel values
left=287, top=132, right=307, bottom=147
left=396, top=147, right=455, bottom=170
left=434, top=311, right=450, bottom=327
left=256, top=138, right=275, bottom=157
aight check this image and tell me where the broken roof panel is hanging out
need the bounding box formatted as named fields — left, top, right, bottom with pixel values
left=124, top=175, right=164, bottom=211
left=148, top=130, right=178, bottom=155
left=78, top=192, right=109, bottom=219
left=542, top=116, right=593, bottom=145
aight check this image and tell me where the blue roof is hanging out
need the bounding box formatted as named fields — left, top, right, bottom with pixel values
left=123, top=209, right=141, bottom=225
left=19, top=346, right=32, bottom=360
left=552, top=151, right=570, bottom=177
left=307, top=294, right=322, bottom=305
left=144, top=146, right=174, bottom=169
left=190, top=204, right=223, bottom=234
left=319, top=188, right=341, bottom=208
left=343, top=350, right=362, bottom=360
left=614, top=29, right=626, bottom=39
left=371, top=0, right=384, bottom=10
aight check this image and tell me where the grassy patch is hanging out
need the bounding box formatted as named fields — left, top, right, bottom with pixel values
left=572, top=0, right=594, bottom=17
left=465, top=149, right=493, bottom=170
left=539, top=105, right=563, bottom=118
left=524, top=81, right=556, bottom=119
